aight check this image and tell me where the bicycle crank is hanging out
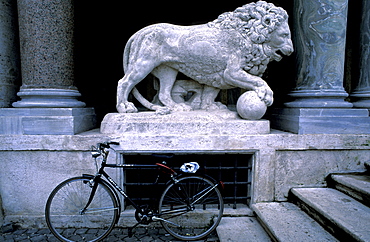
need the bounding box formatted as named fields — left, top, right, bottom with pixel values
left=152, top=216, right=181, bottom=227
left=135, top=205, right=153, bottom=225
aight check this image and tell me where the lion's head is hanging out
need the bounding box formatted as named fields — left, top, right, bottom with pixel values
left=208, top=1, right=293, bottom=76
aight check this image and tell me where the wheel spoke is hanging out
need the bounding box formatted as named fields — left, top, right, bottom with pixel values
left=45, top=177, right=119, bottom=242
left=158, top=176, right=223, bottom=240
left=83, top=206, right=119, bottom=214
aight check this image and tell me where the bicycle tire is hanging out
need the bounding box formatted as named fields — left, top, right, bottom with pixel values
left=45, top=176, right=119, bottom=242
left=158, top=176, right=224, bottom=241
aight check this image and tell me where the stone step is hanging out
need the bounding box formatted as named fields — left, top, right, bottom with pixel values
left=328, top=174, right=370, bottom=207
left=252, top=202, right=337, bottom=242
left=216, top=217, right=272, bottom=242
left=290, top=188, right=370, bottom=241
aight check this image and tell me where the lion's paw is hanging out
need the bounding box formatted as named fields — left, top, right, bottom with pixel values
left=255, top=86, right=274, bottom=107
left=201, top=102, right=228, bottom=111
left=171, top=103, right=193, bottom=112
left=155, top=106, right=171, bottom=115
left=116, top=102, right=138, bottom=113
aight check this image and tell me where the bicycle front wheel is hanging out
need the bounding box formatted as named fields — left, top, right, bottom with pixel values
left=158, top=176, right=224, bottom=241
left=45, top=177, right=119, bottom=242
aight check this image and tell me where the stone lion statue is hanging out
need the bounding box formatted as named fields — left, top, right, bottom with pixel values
left=117, top=1, right=293, bottom=114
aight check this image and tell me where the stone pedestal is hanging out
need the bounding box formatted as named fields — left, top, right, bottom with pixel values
left=272, top=108, right=370, bottom=134
left=0, top=0, right=20, bottom=107
left=101, top=110, right=270, bottom=135
left=350, top=0, right=370, bottom=109
left=0, top=108, right=96, bottom=135
left=271, top=0, right=370, bottom=134
left=8, top=0, right=96, bottom=134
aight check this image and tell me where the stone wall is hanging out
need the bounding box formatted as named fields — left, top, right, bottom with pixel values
left=275, top=149, right=370, bottom=200
left=0, top=130, right=369, bottom=228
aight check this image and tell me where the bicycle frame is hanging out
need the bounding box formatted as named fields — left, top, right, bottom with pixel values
left=82, top=143, right=223, bottom=232
left=84, top=143, right=185, bottom=216
left=46, top=142, right=224, bottom=241
left=82, top=161, right=161, bottom=215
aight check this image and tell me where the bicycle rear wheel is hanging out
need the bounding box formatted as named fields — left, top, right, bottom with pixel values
left=158, top=176, right=223, bottom=241
left=45, top=177, right=119, bottom=242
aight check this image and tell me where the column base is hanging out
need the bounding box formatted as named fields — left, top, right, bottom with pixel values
left=12, top=88, right=86, bottom=108
left=284, top=90, right=353, bottom=108
left=270, top=108, right=370, bottom=134
left=0, top=108, right=96, bottom=135
left=351, top=91, right=370, bottom=109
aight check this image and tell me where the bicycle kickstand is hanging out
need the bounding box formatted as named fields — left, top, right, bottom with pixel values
left=128, top=222, right=141, bottom=238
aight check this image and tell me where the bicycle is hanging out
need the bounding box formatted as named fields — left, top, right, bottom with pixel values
left=45, top=142, right=224, bottom=241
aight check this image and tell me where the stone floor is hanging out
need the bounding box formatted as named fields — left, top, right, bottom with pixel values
left=0, top=227, right=219, bottom=242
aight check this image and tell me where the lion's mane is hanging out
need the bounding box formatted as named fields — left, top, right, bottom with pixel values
left=208, top=1, right=288, bottom=44
left=208, top=1, right=288, bottom=76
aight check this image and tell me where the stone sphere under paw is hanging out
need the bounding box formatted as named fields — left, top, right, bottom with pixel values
left=236, top=91, right=267, bottom=120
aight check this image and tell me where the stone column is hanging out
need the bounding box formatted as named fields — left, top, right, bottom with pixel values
left=0, top=0, right=20, bottom=107
left=0, top=0, right=96, bottom=134
left=271, top=0, right=370, bottom=134
left=350, top=0, right=370, bottom=109
left=286, top=0, right=352, bottom=109
left=13, top=0, right=85, bottom=108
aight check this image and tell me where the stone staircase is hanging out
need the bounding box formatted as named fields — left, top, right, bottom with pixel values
left=252, top=163, right=370, bottom=242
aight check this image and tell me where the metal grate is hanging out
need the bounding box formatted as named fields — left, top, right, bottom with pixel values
left=120, top=153, right=253, bottom=209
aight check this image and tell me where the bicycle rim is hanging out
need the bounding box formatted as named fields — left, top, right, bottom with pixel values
left=45, top=177, right=119, bottom=242
left=158, top=176, right=224, bottom=241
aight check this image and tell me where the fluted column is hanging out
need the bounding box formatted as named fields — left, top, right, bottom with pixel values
left=0, top=0, right=20, bottom=107
left=350, top=0, right=370, bottom=109
left=271, top=0, right=370, bottom=134
left=13, top=0, right=85, bottom=108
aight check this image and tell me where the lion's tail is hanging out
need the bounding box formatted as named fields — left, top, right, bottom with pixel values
left=123, top=31, right=136, bottom=73
left=122, top=26, right=163, bottom=112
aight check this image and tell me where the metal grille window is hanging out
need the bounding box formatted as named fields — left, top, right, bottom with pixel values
left=119, top=153, right=253, bottom=209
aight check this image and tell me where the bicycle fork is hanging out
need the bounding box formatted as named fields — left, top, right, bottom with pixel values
left=79, top=178, right=99, bottom=215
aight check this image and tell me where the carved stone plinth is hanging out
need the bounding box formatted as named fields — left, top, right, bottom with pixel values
left=100, top=110, right=270, bottom=135
left=271, top=108, right=370, bottom=134
left=0, top=108, right=96, bottom=135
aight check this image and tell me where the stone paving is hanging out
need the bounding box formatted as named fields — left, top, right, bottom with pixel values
left=0, top=226, right=219, bottom=242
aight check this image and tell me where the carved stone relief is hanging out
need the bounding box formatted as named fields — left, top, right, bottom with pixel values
left=116, top=1, right=293, bottom=119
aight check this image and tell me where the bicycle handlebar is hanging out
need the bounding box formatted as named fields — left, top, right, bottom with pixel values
left=91, top=142, right=119, bottom=158
left=98, top=142, right=120, bottom=149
